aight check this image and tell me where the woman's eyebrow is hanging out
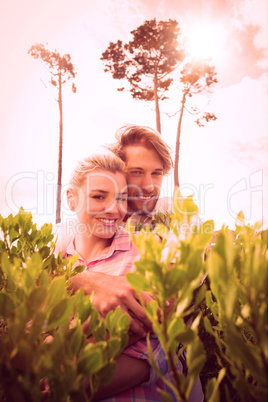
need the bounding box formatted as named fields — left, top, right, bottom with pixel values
left=91, top=190, right=128, bottom=195
left=90, top=190, right=109, bottom=194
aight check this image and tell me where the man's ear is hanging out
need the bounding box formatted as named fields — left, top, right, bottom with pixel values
left=67, top=190, right=76, bottom=211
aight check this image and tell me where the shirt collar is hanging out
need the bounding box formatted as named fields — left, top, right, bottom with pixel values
left=66, top=226, right=132, bottom=264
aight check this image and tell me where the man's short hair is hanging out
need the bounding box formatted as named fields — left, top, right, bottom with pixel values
left=108, top=124, right=173, bottom=175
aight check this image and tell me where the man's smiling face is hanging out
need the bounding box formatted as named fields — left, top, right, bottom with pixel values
left=124, top=145, right=164, bottom=215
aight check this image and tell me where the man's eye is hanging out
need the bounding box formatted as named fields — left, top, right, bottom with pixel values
left=153, top=171, right=163, bottom=176
left=130, top=171, right=143, bottom=175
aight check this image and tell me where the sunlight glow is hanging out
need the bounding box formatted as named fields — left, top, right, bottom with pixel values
left=186, top=22, right=225, bottom=62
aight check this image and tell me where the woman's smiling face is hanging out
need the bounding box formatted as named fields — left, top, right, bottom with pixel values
left=69, top=169, right=127, bottom=239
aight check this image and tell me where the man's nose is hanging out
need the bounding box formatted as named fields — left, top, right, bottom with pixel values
left=140, top=174, right=154, bottom=192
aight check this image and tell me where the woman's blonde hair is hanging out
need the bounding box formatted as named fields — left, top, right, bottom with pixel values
left=68, top=152, right=126, bottom=194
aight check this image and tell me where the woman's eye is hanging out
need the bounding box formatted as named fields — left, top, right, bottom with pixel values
left=92, top=195, right=104, bottom=200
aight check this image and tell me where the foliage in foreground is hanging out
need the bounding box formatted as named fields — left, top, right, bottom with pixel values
left=0, top=208, right=129, bottom=401
left=0, top=202, right=267, bottom=401
left=127, top=190, right=268, bottom=401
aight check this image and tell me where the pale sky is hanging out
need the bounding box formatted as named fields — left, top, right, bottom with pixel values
left=0, top=0, right=267, bottom=230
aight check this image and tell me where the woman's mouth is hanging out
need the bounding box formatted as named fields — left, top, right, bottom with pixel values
left=97, top=218, right=117, bottom=227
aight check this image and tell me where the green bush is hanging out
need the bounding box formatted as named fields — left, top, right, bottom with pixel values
left=0, top=202, right=267, bottom=401
left=0, top=208, right=129, bottom=401
left=126, top=193, right=268, bottom=401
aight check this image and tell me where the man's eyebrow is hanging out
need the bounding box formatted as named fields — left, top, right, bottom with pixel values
left=127, top=167, right=164, bottom=172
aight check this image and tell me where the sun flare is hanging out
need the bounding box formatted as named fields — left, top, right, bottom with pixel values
left=186, top=22, right=225, bottom=62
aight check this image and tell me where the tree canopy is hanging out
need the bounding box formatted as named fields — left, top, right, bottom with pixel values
left=174, top=58, right=218, bottom=187
left=28, top=43, right=76, bottom=91
left=101, top=19, right=185, bottom=133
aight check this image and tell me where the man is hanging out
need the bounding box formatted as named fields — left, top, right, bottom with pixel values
left=108, top=124, right=173, bottom=225
left=55, top=124, right=173, bottom=336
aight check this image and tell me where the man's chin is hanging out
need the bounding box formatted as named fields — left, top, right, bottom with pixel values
left=128, top=198, right=158, bottom=215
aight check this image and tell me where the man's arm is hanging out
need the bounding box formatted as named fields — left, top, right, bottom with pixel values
left=69, top=271, right=154, bottom=336
left=92, top=354, right=150, bottom=400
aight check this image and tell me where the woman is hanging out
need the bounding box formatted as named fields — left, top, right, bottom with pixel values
left=55, top=152, right=198, bottom=401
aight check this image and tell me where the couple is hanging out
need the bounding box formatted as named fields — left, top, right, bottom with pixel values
left=54, top=125, right=203, bottom=400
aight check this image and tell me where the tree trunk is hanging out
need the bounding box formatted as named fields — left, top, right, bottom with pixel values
left=174, top=91, right=187, bottom=188
left=153, top=70, right=161, bottom=134
left=56, top=71, right=63, bottom=223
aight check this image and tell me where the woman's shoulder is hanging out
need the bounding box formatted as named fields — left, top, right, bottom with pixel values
left=53, top=219, right=77, bottom=256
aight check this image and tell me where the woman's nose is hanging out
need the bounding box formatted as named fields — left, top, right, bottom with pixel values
left=105, top=199, right=120, bottom=214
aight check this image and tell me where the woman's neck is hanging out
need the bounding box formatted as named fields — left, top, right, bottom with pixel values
left=74, top=233, right=112, bottom=265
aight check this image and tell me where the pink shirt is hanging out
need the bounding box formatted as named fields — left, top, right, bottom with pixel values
left=55, top=226, right=203, bottom=401
left=63, top=226, right=138, bottom=276
left=55, top=226, right=179, bottom=400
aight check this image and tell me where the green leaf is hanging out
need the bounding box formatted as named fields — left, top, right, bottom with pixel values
left=198, top=220, right=214, bottom=247
left=167, top=317, right=185, bottom=341
left=93, top=320, right=106, bottom=341
left=47, top=298, right=71, bottom=330
left=146, top=299, right=159, bottom=321
left=106, top=338, right=122, bottom=359
left=1, top=252, right=12, bottom=277
left=174, top=328, right=195, bottom=345
left=77, top=346, right=103, bottom=375
left=165, top=268, right=185, bottom=297
left=236, top=211, right=245, bottom=225
left=39, top=246, right=50, bottom=259
left=39, top=270, right=50, bottom=287
left=187, top=338, right=205, bottom=379
left=72, top=290, right=93, bottom=323
left=88, top=308, right=100, bottom=336
left=69, top=325, right=84, bottom=356
left=186, top=251, right=202, bottom=281
left=203, top=316, right=215, bottom=336
left=126, top=272, right=152, bottom=292
left=28, top=311, right=46, bottom=342
left=27, top=287, right=47, bottom=312
left=41, top=223, right=53, bottom=237
left=205, top=368, right=226, bottom=402
left=226, top=324, right=263, bottom=380
left=183, top=195, right=199, bottom=223
left=118, top=312, right=130, bottom=332
left=73, top=265, right=85, bottom=274
left=46, top=276, right=67, bottom=311
left=0, top=293, right=15, bottom=317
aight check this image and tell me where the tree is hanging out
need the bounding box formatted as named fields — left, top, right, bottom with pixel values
left=28, top=44, right=76, bottom=223
left=174, top=59, right=218, bottom=188
left=101, top=19, right=185, bottom=134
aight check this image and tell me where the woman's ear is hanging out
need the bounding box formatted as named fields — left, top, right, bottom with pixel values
left=67, top=190, right=76, bottom=211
